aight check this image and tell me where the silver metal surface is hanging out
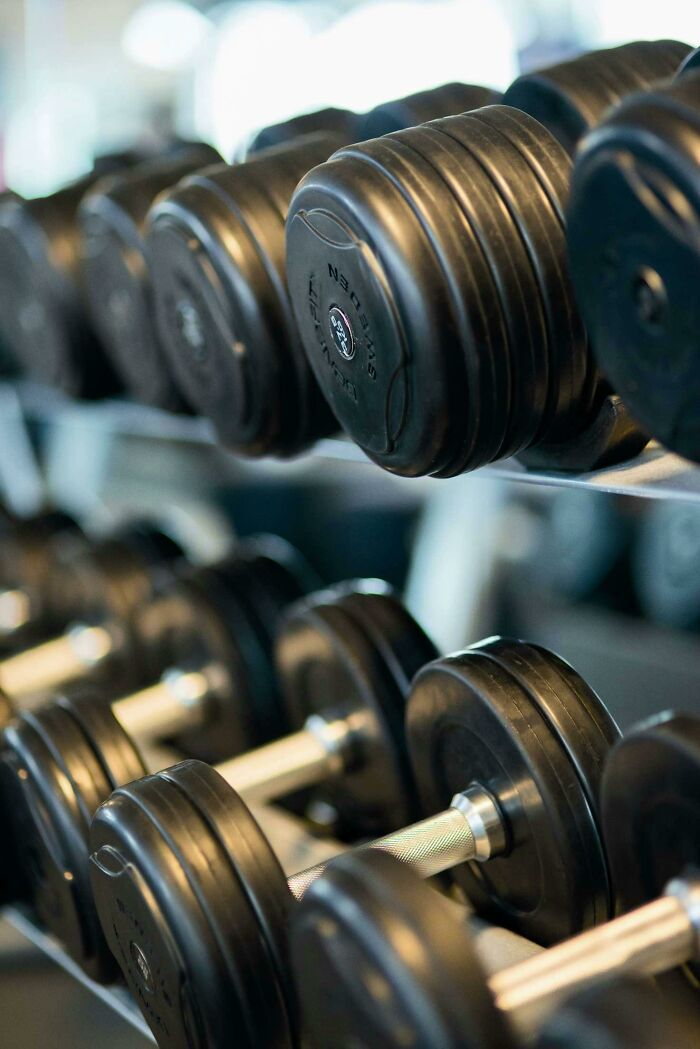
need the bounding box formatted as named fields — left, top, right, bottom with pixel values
left=0, top=623, right=113, bottom=698
left=216, top=713, right=350, bottom=804
left=489, top=882, right=700, bottom=1040
left=287, top=786, right=503, bottom=900
left=113, top=668, right=210, bottom=744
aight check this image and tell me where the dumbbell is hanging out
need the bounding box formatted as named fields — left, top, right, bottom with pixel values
left=678, top=45, right=700, bottom=77
left=0, top=152, right=151, bottom=398
left=247, top=108, right=364, bottom=154
left=146, top=132, right=353, bottom=458
left=1, top=582, right=431, bottom=982
left=567, top=71, right=700, bottom=464
left=0, top=509, right=86, bottom=646
left=88, top=635, right=619, bottom=1047
left=290, top=711, right=700, bottom=1048
left=0, top=519, right=185, bottom=702
left=534, top=976, right=700, bottom=1049
left=359, top=82, right=501, bottom=138
left=502, top=39, right=691, bottom=155
left=79, top=143, right=222, bottom=411
left=633, top=501, right=700, bottom=629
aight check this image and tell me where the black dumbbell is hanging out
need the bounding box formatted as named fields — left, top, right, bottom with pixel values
left=0, top=509, right=86, bottom=647
left=359, top=82, right=501, bottom=138
left=678, top=45, right=700, bottom=78
left=534, top=976, right=700, bottom=1049
left=288, top=103, right=631, bottom=477
left=88, top=636, right=619, bottom=1046
left=290, top=711, right=699, bottom=1048
left=0, top=538, right=317, bottom=975
left=146, top=132, right=353, bottom=457
left=0, top=153, right=150, bottom=398
left=567, top=71, right=700, bottom=464
left=502, top=39, right=691, bottom=155
left=0, top=519, right=185, bottom=701
left=79, top=143, right=222, bottom=411
left=247, top=108, right=364, bottom=154
left=1, top=582, right=432, bottom=982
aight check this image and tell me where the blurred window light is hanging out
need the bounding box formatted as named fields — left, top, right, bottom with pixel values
left=5, top=86, right=95, bottom=196
left=194, top=0, right=516, bottom=159
left=122, top=1, right=213, bottom=73
left=580, top=0, right=700, bottom=47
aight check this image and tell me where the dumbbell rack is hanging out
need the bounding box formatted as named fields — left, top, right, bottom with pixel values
left=2, top=375, right=700, bottom=1046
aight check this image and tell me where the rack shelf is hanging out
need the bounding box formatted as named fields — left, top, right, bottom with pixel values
left=6, top=381, right=700, bottom=502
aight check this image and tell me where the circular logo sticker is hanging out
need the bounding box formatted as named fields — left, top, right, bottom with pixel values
left=329, top=304, right=355, bottom=361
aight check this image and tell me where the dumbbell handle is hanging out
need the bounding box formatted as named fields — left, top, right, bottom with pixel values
left=0, top=623, right=115, bottom=698
left=287, top=786, right=506, bottom=900
left=0, top=588, right=32, bottom=636
left=116, top=670, right=356, bottom=799
left=488, top=877, right=700, bottom=1041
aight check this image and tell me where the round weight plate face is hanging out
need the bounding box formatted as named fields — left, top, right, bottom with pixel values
left=277, top=588, right=419, bottom=835
left=406, top=652, right=608, bottom=943
left=89, top=762, right=293, bottom=1049
left=424, top=119, right=548, bottom=459
left=287, top=152, right=457, bottom=477
left=535, top=976, right=700, bottom=1049
left=1, top=707, right=117, bottom=981
left=567, top=96, right=700, bottom=461
left=292, top=850, right=516, bottom=1049
left=0, top=751, right=29, bottom=906
left=678, top=46, right=700, bottom=78
left=602, top=714, right=700, bottom=915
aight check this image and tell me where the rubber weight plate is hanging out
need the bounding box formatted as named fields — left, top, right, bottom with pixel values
left=503, top=40, right=692, bottom=155
left=89, top=761, right=294, bottom=1049
left=147, top=134, right=347, bottom=457
left=291, top=850, right=515, bottom=1049
left=568, top=75, right=700, bottom=462
left=678, top=46, right=700, bottom=78
left=80, top=144, right=221, bottom=410
left=248, top=108, right=362, bottom=154
left=0, top=160, right=142, bottom=397
left=276, top=582, right=436, bottom=835
left=535, top=975, right=700, bottom=1049
left=360, top=82, right=501, bottom=138
left=1, top=705, right=118, bottom=981
left=406, top=649, right=608, bottom=943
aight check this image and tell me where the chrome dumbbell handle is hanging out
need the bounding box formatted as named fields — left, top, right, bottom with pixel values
left=113, top=668, right=212, bottom=743
left=489, top=876, right=700, bottom=1041
left=0, top=623, right=115, bottom=698
left=287, top=786, right=506, bottom=900
left=0, top=587, right=32, bottom=636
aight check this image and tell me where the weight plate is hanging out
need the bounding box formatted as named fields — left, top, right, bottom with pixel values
left=57, top=689, right=148, bottom=790
left=568, top=78, right=700, bottom=461
left=423, top=119, right=548, bottom=459
left=0, top=178, right=121, bottom=398
left=248, top=108, right=362, bottom=154
left=535, top=976, right=700, bottom=1049
left=360, top=82, right=500, bottom=138
left=80, top=146, right=220, bottom=410
left=89, top=761, right=293, bottom=1049
left=292, top=849, right=515, bottom=1049
left=371, top=131, right=507, bottom=469
left=277, top=584, right=422, bottom=836
left=287, top=147, right=458, bottom=477
left=459, top=110, right=582, bottom=442
left=1, top=707, right=117, bottom=981
left=148, top=136, right=341, bottom=457
left=602, top=714, right=700, bottom=940
left=503, top=64, right=607, bottom=155
left=0, top=751, right=29, bottom=906
left=406, top=651, right=608, bottom=943
left=678, top=47, right=700, bottom=78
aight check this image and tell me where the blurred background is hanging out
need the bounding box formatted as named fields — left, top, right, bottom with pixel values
left=1, top=0, right=699, bottom=196
left=2, top=2, right=700, bottom=1045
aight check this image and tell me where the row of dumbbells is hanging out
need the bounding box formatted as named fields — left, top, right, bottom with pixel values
left=2, top=38, right=700, bottom=473
left=0, top=508, right=698, bottom=1045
